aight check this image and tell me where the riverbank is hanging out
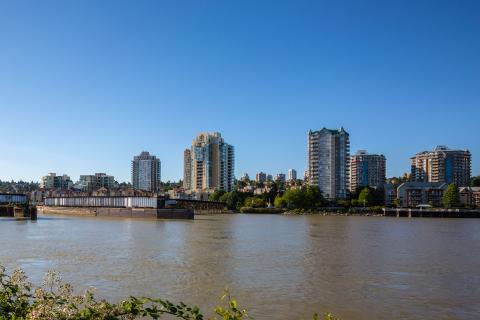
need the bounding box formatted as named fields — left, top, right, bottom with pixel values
left=38, top=205, right=194, bottom=219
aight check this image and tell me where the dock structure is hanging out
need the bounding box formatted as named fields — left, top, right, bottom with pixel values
left=382, top=208, right=480, bottom=218
left=0, top=193, right=37, bottom=220
left=41, top=196, right=229, bottom=219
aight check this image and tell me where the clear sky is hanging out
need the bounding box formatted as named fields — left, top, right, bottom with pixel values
left=0, top=0, right=479, bottom=183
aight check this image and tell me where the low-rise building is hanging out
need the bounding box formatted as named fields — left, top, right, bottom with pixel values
left=459, top=187, right=480, bottom=207
left=40, top=173, right=73, bottom=190
left=77, top=173, right=115, bottom=192
left=383, top=183, right=398, bottom=207
left=397, top=182, right=448, bottom=207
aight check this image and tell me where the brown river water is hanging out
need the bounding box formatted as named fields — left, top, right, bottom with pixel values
left=1, top=214, right=479, bottom=319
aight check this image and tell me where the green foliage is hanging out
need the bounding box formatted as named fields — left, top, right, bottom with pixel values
left=336, top=199, right=350, bottom=208
left=219, top=192, right=242, bottom=210
left=209, top=191, right=226, bottom=202
left=0, top=266, right=339, bottom=320
left=471, top=176, right=480, bottom=187
left=393, top=198, right=401, bottom=208
left=443, top=183, right=460, bottom=208
left=273, top=186, right=326, bottom=209
left=274, top=194, right=287, bottom=208
left=213, top=292, right=249, bottom=320
left=357, top=188, right=374, bottom=207
left=243, top=197, right=266, bottom=208
left=239, top=207, right=285, bottom=214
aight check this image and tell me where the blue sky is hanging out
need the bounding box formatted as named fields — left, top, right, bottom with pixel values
left=0, top=0, right=479, bottom=183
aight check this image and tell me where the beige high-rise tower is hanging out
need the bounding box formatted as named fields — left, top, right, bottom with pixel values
left=411, top=145, right=471, bottom=186
left=184, top=132, right=235, bottom=193
left=349, top=150, right=386, bottom=192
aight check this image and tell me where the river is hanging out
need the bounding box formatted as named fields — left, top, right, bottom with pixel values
left=1, top=214, right=479, bottom=319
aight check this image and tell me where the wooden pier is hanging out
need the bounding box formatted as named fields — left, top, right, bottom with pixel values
left=382, top=208, right=480, bottom=218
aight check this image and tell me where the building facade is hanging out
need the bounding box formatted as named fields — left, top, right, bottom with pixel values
left=288, top=169, right=297, bottom=181
left=184, top=132, right=235, bottom=193
left=77, top=173, right=115, bottom=192
left=275, top=173, right=286, bottom=183
left=349, top=150, right=386, bottom=192
left=459, top=187, right=480, bottom=207
left=240, top=173, right=250, bottom=181
left=308, top=128, right=350, bottom=199
left=256, top=172, right=267, bottom=183
left=411, top=146, right=471, bottom=186
left=131, top=151, right=161, bottom=192
left=397, top=182, right=448, bottom=207
left=183, top=149, right=192, bottom=190
left=40, top=173, right=73, bottom=190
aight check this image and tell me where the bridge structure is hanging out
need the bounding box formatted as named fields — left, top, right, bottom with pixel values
left=0, top=193, right=37, bottom=220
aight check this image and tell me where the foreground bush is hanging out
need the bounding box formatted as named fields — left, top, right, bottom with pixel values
left=0, top=266, right=339, bottom=320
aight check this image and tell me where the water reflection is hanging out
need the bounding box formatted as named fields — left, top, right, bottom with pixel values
left=0, top=214, right=479, bottom=319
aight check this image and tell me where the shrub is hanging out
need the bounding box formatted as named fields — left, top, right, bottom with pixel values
left=0, top=266, right=339, bottom=320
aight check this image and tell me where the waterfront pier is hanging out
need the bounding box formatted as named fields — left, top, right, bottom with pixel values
left=0, top=193, right=37, bottom=220
left=383, top=208, right=480, bottom=218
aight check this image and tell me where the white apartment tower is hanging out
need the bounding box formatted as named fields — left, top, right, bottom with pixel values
left=308, top=128, right=350, bottom=199
left=184, top=132, right=235, bottom=192
left=131, top=151, right=161, bottom=192
left=288, top=169, right=297, bottom=181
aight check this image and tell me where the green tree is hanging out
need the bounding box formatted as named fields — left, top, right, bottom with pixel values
left=304, top=186, right=326, bottom=208
left=243, top=197, right=266, bottom=208
left=471, top=176, right=480, bottom=187
left=274, top=194, right=287, bottom=208
left=219, top=191, right=240, bottom=210
left=282, top=188, right=304, bottom=208
left=209, top=190, right=226, bottom=201
left=358, top=187, right=374, bottom=207
left=443, top=183, right=460, bottom=208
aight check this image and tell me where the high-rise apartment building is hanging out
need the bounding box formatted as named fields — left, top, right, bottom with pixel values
left=288, top=169, right=297, bottom=181
left=349, top=150, right=386, bottom=192
left=40, top=173, right=73, bottom=190
left=411, top=145, right=471, bottom=186
left=131, top=151, right=161, bottom=192
left=275, top=173, right=286, bottom=183
left=78, top=173, right=115, bottom=192
left=184, top=132, right=235, bottom=192
left=308, top=128, right=350, bottom=199
left=183, top=149, right=192, bottom=190
left=256, top=172, right=267, bottom=183
left=240, top=173, right=250, bottom=181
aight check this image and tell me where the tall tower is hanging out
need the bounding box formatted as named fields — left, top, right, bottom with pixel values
left=308, top=128, right=350, bottom=199
left=183, top=149, right=192, bottom=190
left=131, top=151, right=161, bottom=192
left=184, top=132, right=235, bottom=192
left=288, top=169, right=297, bottom=181
left=411, top=145, right=471, bottom=186
left=349, top=150, right=386, bottom=192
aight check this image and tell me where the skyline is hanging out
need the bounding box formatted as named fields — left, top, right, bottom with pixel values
left=1, top=1, right=479, bottom=182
